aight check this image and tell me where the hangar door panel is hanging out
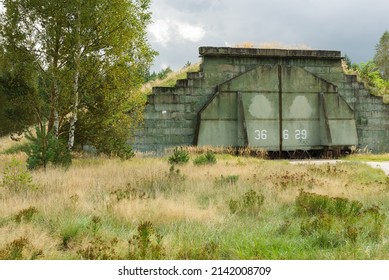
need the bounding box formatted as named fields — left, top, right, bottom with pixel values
left=196, top=65, right=358, bottom=151
left=242, top=92, right=280, bottom=150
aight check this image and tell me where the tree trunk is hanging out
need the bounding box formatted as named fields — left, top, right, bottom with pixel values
left=68, top=10, right=81, bottom=151
left=48, top=62, right=59, bottom=137
left=48, top=20, right=62, bottom=138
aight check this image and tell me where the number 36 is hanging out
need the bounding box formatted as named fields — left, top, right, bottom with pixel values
left=254, top=130, right=267, bottom=140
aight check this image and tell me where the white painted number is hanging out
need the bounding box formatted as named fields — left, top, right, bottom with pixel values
left=295, top=129, right=308, bottom=140
left=283, top=130, right=289, bottom=140
left=254, top=130, right=268, bottom=140
left=254, top=129, right=308, bottom=141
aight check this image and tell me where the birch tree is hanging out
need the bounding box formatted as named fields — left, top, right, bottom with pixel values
left=1, top=0, right=156, bottom=154
left=68, top=7, right=80, bottom=151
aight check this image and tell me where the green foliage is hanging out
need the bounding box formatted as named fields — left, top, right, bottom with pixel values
left=0, top=0, right=156, bottom=154
left=146, top=67, right=173, bottom=82
left=14, top=207, right=38, bottom=223
left=177, top=241, right=220, bottom=260
left=193, top=151, right=217, bottom=165
left=167, top=165, right=186, bottom=182
left=168, top=147, right=190, bottom=165
left=148, top=165, right=186, bottom=197
left=77, top=237, right=120, bottom=260
left=374, top=30, right=389, bottom=80
left=2, top=156, right=389, bottom=260
left=110, top=187, right=149, bottom=202
left=88, top=216, right=102, bottom=237
left=1, top=143, right=29, bottom=155
left=0, top=41, right=40, bottom=137
left=295, top=190, right=363, bottom=217
left=354, top=61, right=389, bottom=96
left=296, top=191, right=386, bottom=248
left=229, top=189, right=265, bottom=215
left=142, top=63, right=201, bottom=94
left=300, top=214, right=347, bottom=248
left=214, top=175, right=239, bottom=187
left=0, top=237, right=43, bottom=260
left=117, top=145, right=135, bottom=160
left=128, top=221, right=165, bottom=260
left=59, top=219, right=87, bottom=250
left=25, top=125, right=71, bottom=170
left=108, top=166, right=187, bottom=205
left=0, top=159, right=36, bottom=192
left=357, top=206, right=386, bottom=241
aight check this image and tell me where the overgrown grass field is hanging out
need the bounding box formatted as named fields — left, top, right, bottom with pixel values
left=1, top=147, right=389, bottom=260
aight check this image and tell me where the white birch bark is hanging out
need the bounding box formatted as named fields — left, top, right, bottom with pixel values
left=68, top=10, right=81, bottom=151
left=53, top=80, right=59, bottom=138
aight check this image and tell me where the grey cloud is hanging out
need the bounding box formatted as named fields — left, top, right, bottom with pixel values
left=149, top=0, right=389, bottom=71
left=160, top=0, right=223, bottom=13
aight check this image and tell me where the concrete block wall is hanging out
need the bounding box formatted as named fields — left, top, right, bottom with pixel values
left=339, top=75, right=389, bottom=152
left=133, top=70, right=215, bottom=151
left=133, top=47, right=389, bottom=153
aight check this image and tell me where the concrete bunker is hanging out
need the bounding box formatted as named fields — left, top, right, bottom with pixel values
left=133, top=47, right=389, bottom=153
left=196, top=65, right=358, bottom=152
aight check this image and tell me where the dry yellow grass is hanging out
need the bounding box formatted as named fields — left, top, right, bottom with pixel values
left=141, top=63, right=201, bottom=94
left=0, top=137, right=26, bottom=155
left=1, top=143, right=389, bottom=259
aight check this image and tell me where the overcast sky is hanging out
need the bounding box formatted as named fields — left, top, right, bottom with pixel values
left=147, top=0, right=389, bottom=72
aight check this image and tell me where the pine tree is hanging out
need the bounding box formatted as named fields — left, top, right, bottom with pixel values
left=25, top=124, right=71, bottom=170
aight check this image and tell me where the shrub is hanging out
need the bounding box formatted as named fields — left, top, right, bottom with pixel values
left=229, top=189, right=264, bottom=216
left=168, top=147, right=189, bottom=165
left=355, top=61, right=389, bottom=96
left=0, top=237, right=43, bottom=260
left=300, top=214, right=347, bottom=248
left=214, top=175, right=239, bottom=187
left=110, top=187, right=148, bottom=202
left=77, top=237, right=120, bottom=260
left=59, top=219, right=88, bottom=250
left=88, top=216, right=102, bottom=236
left=177, top=241, right=220, bottom=260
left=25, top=125, right=71, bottom=170
left=0, top=159, right=36, bottom=192
left=128, top=221, right=165, bottom=260
left=1, top=143, right=29, bottom=155
left=167, top=165, right=186, bottom=183
left=295, top=190, right=363, bottom=217
left=353, top=206, right=386, bottom=242
left=193, top=151, right=216, bottom=165
left=296, top=191, right=386, bottom=247
left=115, top=144, right=135, bottom=160
left=14, top=207, right=38, bottom=223
left=0, top=237, right=29, bottom=260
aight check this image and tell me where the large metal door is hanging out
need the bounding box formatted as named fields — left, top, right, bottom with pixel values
left=196, top=65, right=357, bottom=151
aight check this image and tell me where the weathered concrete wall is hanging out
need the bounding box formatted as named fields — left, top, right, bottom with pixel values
left=133, top=47, right=389, bottom=153
left=133, top=72, right=212, bottom=151
left=341, top=75, right=389, bottom=152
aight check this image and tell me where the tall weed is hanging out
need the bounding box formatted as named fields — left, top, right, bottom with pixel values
left=127, top=221, right=165, bottom=260
left=0, top=159, right=36, bottom=192
left=0, top=237, right=43, bottom=260
left=296, top=191, right=386, bottom=247
left=229, top=189, right=264, bottom=216
left=193, top=152, right=216, bottom=165
left=168, top=147, right=189, bottom=165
